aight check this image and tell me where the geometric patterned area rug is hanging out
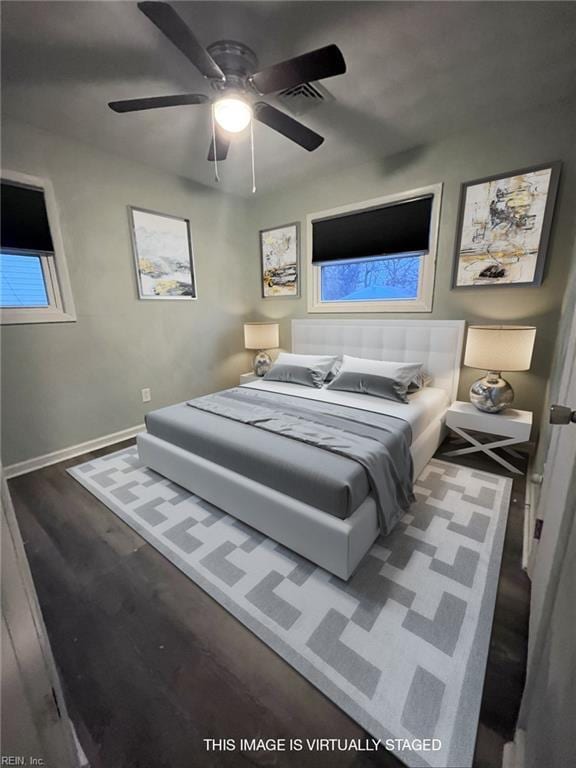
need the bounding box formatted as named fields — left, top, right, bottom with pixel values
left=69, top=448, right=512, bottom=768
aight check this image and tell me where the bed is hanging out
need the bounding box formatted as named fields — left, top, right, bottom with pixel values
left=138, top=319, right=465, bottom=579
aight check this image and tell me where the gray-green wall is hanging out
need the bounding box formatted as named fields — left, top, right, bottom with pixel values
left=2, top=96, right=576, bottom=466
left=1, top=120, right=252, bottom=466
left=246, top=97, right=576, bottom=435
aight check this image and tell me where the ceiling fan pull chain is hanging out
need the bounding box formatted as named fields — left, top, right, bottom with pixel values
left=250, top=120, right=256, bottom=194
left=211, top=104, right=220, bottom=183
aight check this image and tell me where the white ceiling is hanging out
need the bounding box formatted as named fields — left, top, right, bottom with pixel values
left=3, top=1, right=576, bottom=196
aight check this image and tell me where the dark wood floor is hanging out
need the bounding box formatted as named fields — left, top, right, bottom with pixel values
left=9, top=436, right=530, bottom=768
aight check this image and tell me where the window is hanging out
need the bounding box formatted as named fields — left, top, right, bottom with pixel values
left=308, top=184, right=442, bottom=313
left=320, top=254, right=421, bottom=302
left=0, top=253, right=49, bottom=307
left=0, top=171, right=76, bottom=324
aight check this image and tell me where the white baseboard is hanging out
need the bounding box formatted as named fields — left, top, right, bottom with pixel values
left=523, top=458, right=540, bottom=578
left=503, top=728, right=526, bottom=768
left=71, top=719, right=89, bottom=767
left=3, top=424, right=145, bottom=479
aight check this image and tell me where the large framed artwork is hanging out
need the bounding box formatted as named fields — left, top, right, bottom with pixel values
left=452, top=162, right=561, bottom=289
left=260, top=222, right=300, bottom=298
left=129, top=207, right=197, bottom=300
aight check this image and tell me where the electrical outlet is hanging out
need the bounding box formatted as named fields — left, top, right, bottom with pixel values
left=141, top=388, right=151, bottom=403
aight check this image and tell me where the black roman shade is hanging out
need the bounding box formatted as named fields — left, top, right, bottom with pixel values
left=1, top=181, right=54, bottom=253
left=312, top=195, right=433, bottom=264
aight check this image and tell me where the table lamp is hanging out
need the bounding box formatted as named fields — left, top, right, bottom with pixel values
left=244, top=322, right=279, bottom=376
left=464, top=325, right=536, bottom=413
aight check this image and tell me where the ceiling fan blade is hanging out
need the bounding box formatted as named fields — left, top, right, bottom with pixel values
left=207, top=130, right=230, bottom=161
left=109, top=93, right=208, bottom=113
left=254, top=103, right=324, bottom=151
left=250, top=44, right=345, bottom=95
left=138, top=2, right=225, bottom=80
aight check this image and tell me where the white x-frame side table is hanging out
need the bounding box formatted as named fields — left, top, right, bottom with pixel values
left=443, top=401, right=532, bottom=474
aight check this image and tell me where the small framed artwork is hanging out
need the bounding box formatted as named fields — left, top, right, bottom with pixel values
left=129, top=207, right=197, bottom=300
left=452, top=162, right=561, bottom=289
left=260, top=222, right=300, bottom=298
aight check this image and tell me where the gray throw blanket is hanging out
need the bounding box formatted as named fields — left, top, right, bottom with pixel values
left=187, top=388, right=414, bottom=535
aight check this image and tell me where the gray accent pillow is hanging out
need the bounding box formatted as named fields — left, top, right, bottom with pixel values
left=263, top=363, right=325, bottom=388
left=326, top=371, right=409, bottom=402
left=325, top=358, right=342, bottom=382
left=274, top=352, right=338, bottom=379
left=407, top=372, right=433, bottom=393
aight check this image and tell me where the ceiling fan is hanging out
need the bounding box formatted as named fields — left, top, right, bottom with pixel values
left=108, top=1, right=346, bottom=165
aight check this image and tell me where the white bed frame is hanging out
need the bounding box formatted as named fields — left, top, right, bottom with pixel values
left=138, top=319, right=465, bottom=580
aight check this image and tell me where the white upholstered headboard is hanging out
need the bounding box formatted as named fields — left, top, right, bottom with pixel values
left=291, top=319, right=465, bottom=402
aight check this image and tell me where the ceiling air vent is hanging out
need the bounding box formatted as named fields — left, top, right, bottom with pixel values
left=276, top=81, right=334, bottom=116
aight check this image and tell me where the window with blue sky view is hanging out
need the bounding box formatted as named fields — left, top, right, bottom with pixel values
left=320, top=254, right=421, bottom=302
left=0, top=253, right=49, bottom=307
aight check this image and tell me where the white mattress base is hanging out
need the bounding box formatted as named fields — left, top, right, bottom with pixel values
left=138, top=432, right=379, bottom=580
left=412, top=414, right=446, bottom=479
left=137, top=413, right=444, bottom=580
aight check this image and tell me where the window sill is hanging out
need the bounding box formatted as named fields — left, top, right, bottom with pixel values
left=1, top=308, right=77, bottom=325
left=308, top=298, right=433, bottom=313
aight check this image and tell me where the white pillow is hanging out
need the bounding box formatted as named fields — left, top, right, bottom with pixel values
left=339, top=355, right=423, bottom=387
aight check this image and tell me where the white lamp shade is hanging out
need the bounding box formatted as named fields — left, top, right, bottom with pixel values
left=244, top=322, right=279, bottom=350
left=464, top=325, right=536, bottom=372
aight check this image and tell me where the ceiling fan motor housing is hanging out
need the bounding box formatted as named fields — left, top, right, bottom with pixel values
left=207, top=40, right=259, bottom=92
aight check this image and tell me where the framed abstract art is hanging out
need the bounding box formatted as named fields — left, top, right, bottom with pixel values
left=129, top=207, right=197, bottom=300
left=452, top=162, right=561, bottom=289
left=260, top=222, right=300, bottom=298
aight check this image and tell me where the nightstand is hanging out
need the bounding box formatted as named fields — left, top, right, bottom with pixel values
left=443, top=400, right=532, bottom=474
left=239, top=372, right=258, bottom=385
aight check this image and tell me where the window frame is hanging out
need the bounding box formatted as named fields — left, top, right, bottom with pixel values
left=1, top=170, right=76, bottom=325
left=307, top=183, right=443, bottom=313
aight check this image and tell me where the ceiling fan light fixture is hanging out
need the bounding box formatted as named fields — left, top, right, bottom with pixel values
left=114, top=5, right=347, bottom=163
left=213, top=97, right=252, bottom=133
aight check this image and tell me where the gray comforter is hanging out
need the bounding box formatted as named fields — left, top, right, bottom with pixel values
left=186, top=387, right=414, bottom=535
